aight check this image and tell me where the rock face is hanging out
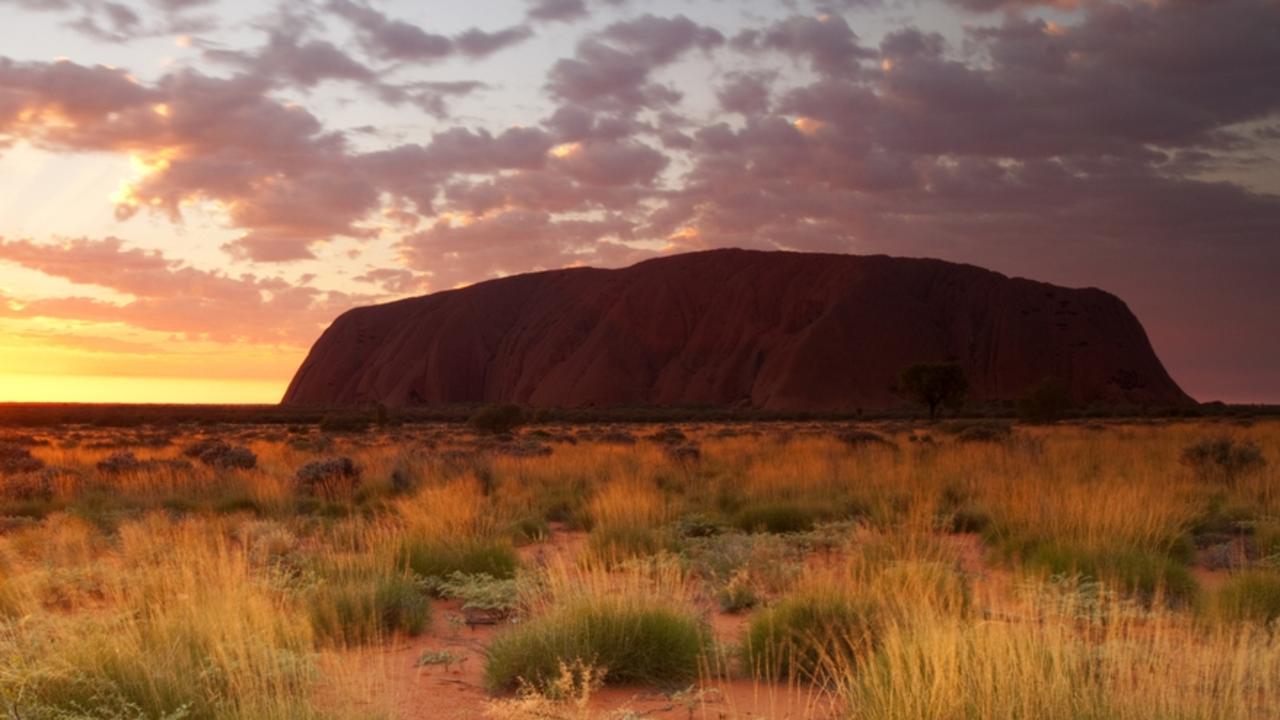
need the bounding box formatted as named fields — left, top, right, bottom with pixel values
left=283, top=249, right=1192, bottom=410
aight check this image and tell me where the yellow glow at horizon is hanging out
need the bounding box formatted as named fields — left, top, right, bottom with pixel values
left=0, top=373, right=285, bottom=404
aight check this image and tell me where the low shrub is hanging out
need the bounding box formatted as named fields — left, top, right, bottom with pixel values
left=741, top=588, right=881, bottom=681
left=469, top=404, right=527, bottom=435
left=509, top=515, right=550, bottom=544
left=318, top=414, right=370, bottom=433
left=1253, top=519, right=1280, bottom=559
left=181, top=438, right=225, bottom=458
left=494, top=440, right=553, bottom=458
left=945, top=420, right=1013, bottom=443
left=1209, top=570, right=1280, bottom=626
left=404, top=537, right=519, bottom=580
left=182, top=439, right=257, bottom=470
left=598, top=430, right=636, bottom=445
left=715, top=570, right=760, bottom=613
left=0, top=469, right=56, bottom=502
left=1190, top=498, right=1257, bottom=545
left=946, top=503, right=992, bottom=534
left=206, top=447, right=257, bottom=471
left=425, top=571, right=519, bottom=619
left=1021, top=541, right=1198, bottom=605
left=666, top=444, right=701, bottom=463
left=733, top=503, right=818, bottom=534
left=1182, top=437, right=1266, bottom=484
left=1017, top=378, right=1071, bottom=423
left=0, top=444, right=44, bottom=475
left=681, top=532, right=804, bottom=599
left=586, top=525, right=669, bottom=562
left=295, top=457, right=361, bottom=496
left=308, top=571, right=430, bottom=645
left=836, top=429, right=894, bottom=448
left=484, top=601, right=707, bottom=692
left=647, top=427, right=688, bottom=444
left=674, top=513, right=724, bottom=538
left=95, top=452, right=191, bottom=475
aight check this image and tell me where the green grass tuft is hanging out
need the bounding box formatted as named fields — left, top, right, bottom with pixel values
left=1209, top=570, right=1280, bottom=626
left=1021, top=541, right=1198, bottom=605
left=484, top=602, right=707, bottom=693
left=403, top=537, right=519, bottom=580
left=732, top=503, right=817, bottom=534
left=741, top=588, right=881, bottom=682
left=309, top=572, right=431, bottom=646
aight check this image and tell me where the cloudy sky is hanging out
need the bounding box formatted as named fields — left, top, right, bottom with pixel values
left=0, top=0, right=1277, bottom=404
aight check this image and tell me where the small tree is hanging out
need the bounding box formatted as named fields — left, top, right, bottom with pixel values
left=1018, top=377, right=1071, bottom=423
left=898, top=362, right=968, bottom=420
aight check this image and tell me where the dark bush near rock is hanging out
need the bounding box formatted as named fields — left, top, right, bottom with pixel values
left=319, top=414, right=371, bottom=433
left=648, top=427, right=687, bottom=444
left=0, top=444, right=45, bottom=476
left=182, top=439, right=227, bottom=458
left=667, top=444, right=701, bottom=463
left=1182, top=438, right=1266, bottom=484
left=946, top=421, right=1014, bottom=443
left=183, top=440, right=258, bottom=470
left=289, top=434, right=335, bottom=453
left=97, top=452, right=148, bottom=474
left=438, top=449, right=474, bottom=466
left=1018, top=378, right=1071, bottom=423
left=204, top=446, right=257, bottom=470
left=468, top=404, right=526, bottom=435
left=836, top=429, right=893, bottom=448
left=296, top=457, right=362, bottom=495
left=495, top=441, right=553, bottom=458
left=599, top=430, right=636, bottom=445
left=96, top=452, right=192, bottom=475
left=0, top=434, right=47, bottom=447
left=1, top=469, right=56, bottom=502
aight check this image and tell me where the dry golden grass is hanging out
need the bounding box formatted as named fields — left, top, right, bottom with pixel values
left=0, top=419, right=1276, bottom=718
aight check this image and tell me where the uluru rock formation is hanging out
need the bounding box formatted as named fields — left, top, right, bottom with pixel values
left=283, top=249, right=1192, bottom=411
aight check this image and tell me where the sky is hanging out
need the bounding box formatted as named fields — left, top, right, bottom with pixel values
left=0, top=0, right=1277, bottom=405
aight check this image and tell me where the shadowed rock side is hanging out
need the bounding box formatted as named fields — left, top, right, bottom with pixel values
left=283, top=249, right=1192, bottom=410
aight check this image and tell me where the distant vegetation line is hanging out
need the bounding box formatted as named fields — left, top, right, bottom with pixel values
left=0, top=400, right=1273, bottom=428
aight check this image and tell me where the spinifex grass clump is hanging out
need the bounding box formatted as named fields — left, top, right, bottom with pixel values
left=485, top=602, right=707, bottom=692
left=398, top=477, right=521, bottom=580
left=732, top=502, right=820, bottom=534
left=0, top=442, right=44, bottom=475
left=1183, top=436, right=1267, bottom=484
left=484, top=557, right=708, bottom=693
left=308, top=568, right=430, bottom=646
left=585, top=476, right=672, bottom=561
left=404, top=536, right=520, bottom=580
left=1208, top=569, right=1280, bottom=626
left=741, top=584, right=882, bottom=682
left=1020, top=541, right=1199, bottom=605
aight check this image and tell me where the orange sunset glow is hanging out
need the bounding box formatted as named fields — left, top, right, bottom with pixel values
left=0, top=0, right=1278, bottom=405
